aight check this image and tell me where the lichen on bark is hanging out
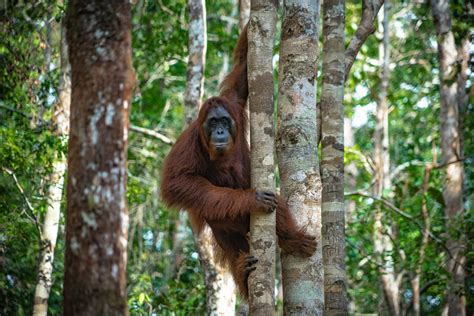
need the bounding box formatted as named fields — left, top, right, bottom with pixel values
left=276, top=1, right=324, bottom=314
left=247, top=0, right=278, bottom=314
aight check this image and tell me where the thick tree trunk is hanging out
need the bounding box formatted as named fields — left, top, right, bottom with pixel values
left=277, top=0, right=324, bottom=314
left=184, top=0, right=207, bottom=126
left=372, top=3, right=400, bottom=316
left=63, top=2, right=134, bottom=314
left=320, top=0, right=347, bottom=313
left=33, top=19, right=71, bottom=316
left=430, top=1, right=466, bottom=315
left=247, top=1, right=278, bottom=314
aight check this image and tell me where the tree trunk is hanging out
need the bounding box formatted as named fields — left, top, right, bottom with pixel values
left=372, top=3, right=400, bottom=316
left=320, top=0, right=347, bottom=313
left=63, top=2, right=134, bottom=315
left=239, top=0, right=250, bottom=32
left=344, top=117, right=357, bottom=217
left=247, top=1, right=278, bottom=314
left=184, top=1, right=237, bottom=313
left=430, top=1, right=466, bottom=315
left=33, top=18, right=71, bottom=316
left=196, top=228, right=236, bottom=315
left=277, top=0, right=324, bottom=314
left=184, top=0, right=207, bottom=126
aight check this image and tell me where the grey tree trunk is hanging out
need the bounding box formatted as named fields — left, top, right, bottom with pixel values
left=372, top=3, right=400, bottom=316
left=63, top=2, right=134, bottom=314
left=247, top=0, right=278, bottom=314
left=320, top=0, right=347, bottom=313
left=33, top=19, right=71, bottom=316
left=239, top=0, right=250, bottom=32
left=184, top=0, right=207, bottom=126
left=277, top=0, right=324, bottom=314
left=197, top=228, right=237, bottom=316
left=431, top=0, right=466, bottom=315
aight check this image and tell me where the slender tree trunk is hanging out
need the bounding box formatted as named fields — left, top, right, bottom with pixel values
left=63, top=2, right=134, bottom=314
left=239, top=0, right=250, bottom=32
left=409, top=165, right=432, bottom=316
left=372, top=3, right=400, bottom=316
left=184, top=0, right=207, bottom=126
left=196, top=228, right=236, bottom=315
left=277, top=1, right=324, bottom=314
left=217, top=2, right=237, bottom=85
left=320, top=0, right=347, bottom=313
left=33, top=18, right=71, bottom=316
left=430, top=1, right=466, bottom=315
left=344, top=117, right=357, bottom=217
left=184, top=1, right=237, bottom=313
left=247, top=1, right=278, bottom=314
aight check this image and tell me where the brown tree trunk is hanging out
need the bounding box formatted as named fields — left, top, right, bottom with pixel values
left=63, top=2, right=134, bottom=314
left=409, top=165, right=433, bottom=316
left=277, top=0, right=324, bottom=314
left=430, top=1, right=466, bottom=315
left=33, top=18, right=71, bottom=316
left=372, top=3, right=400, bottom=316
left=247, top=0, right=278, bottom=314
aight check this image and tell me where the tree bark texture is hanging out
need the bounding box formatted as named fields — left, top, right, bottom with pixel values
left=184, top=0, right=207, bottom=126
left=196, top=228, right=236, bottom=316
left=431, top=1, right=466, bottom=315
left=276, top=1, right=324, bottom=314
left=320, top=0, right=347, bottom=313
left=247, top=0, right=278, bottom=314
left=372, top=4, right=400, bottom=316
left=33, top=19, right=71, bottom=316
left=63, top=2, right=134, bottom=315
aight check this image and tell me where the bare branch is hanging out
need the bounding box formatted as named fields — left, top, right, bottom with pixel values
left=130, top=125, right=174, bottom=145
left=0, top=103, right=32, bottom=119
left=2, top=167, right=41, bottom=235
left=345, top=147, right=376, bottom=174
left=345, top=190, right=459, bottom=261
left=345, top=0, right=384, bottom=80
left=389, top=160, right=425, bottom=181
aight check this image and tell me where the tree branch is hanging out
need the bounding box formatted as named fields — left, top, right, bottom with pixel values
left=345, top=190, right=454, bottom=259
left=2, top=167, right=41, bottom=236
left=130, top=125, right=174, bottom=145
left=345, top=0, right=384, bottom=80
